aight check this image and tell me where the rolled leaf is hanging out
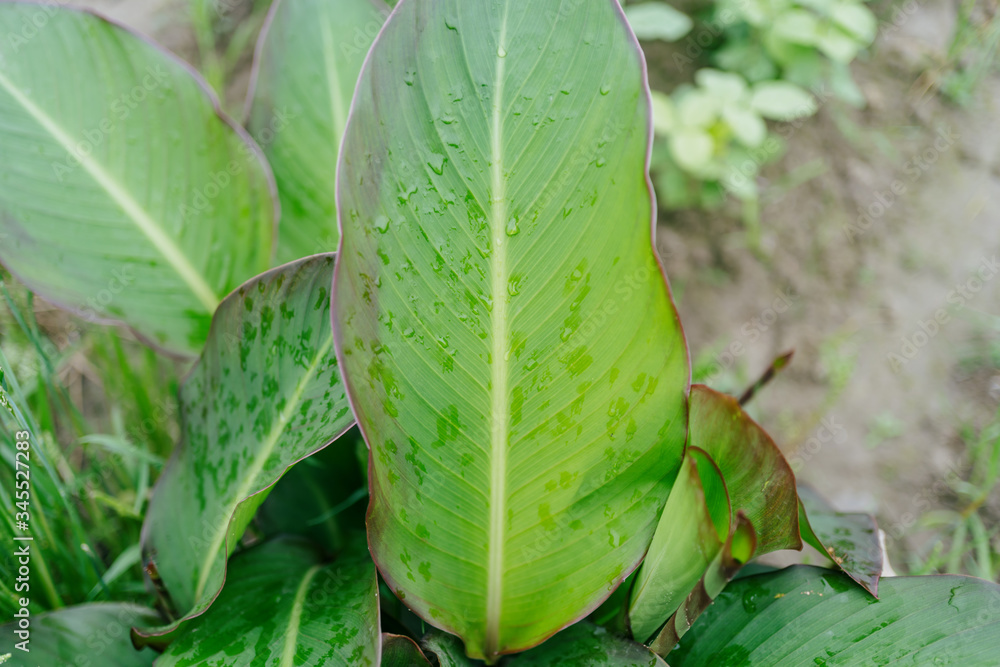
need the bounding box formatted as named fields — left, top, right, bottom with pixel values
left=137, top=254, right=353, bottom=641
left=648, top=513, right=757, bottom=656
left=509, top=622, right=667, bottom=666
left=669, top=565, right=1000, bottom=665
left=382, top=634, right=435, bottom=667
left=0, top=4, right=275, bottom=357
left=628, top=447, right=729, bottom=642
left=247, top=0, right=388, bottom=263
left=0, top=603, right=159, bottom=665
left=157, top=537, right=380, bottom=666
left=688, top=385, right=801, bottom=555
left=333, top=0, right=689, bottom=660
left=798, top=484, right=882, bottom=596
left=421, top=632, right=478, bottom=667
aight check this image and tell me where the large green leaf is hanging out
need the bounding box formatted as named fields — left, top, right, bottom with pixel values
left=0, top=4, right=275, bottom=357
left=628, top=448, right=729, bottom=642
left=137, top=254, right=353, bottom=641
left=247, top=0, right=388, bottom=264
left=508, top=622, right=667, bottom=666
left=156, top=537, right=380, bottom=666
left=798, top=484, right=882, bottom=596
left=688, top=385, right=800, bottom=555
left=669, top=565, right=1000, bottom=665
left=0, top=603, right=159, bottom=665
left=333, top=0, right=688, bottom=660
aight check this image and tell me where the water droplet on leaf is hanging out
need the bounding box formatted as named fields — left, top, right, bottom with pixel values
left=428, top=153, right=445, bottom=175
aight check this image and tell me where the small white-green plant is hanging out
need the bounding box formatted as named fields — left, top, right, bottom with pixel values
left=650, top=68, right=817, bottom=210
left=713, top=0, right=878, bottom=106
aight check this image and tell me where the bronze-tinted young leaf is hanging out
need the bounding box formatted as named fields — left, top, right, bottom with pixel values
left=157, top=537, right=380, bottom=666
left=628, top=447, right=729, bottom=642
left=0, top=4, right=275, bottom=357
left=668, top=565, right=1000, bottom=665
left=0, top=603, right=159, bottom=665
left=688, top=384, right=800, bottom=555
left=333, top=0, right=689, bottom=661
left=247, top=0, right=389, bottom=263
left=508, top=622, right=667, bottom=666
left=137, top=254, right=353, bottom=642
left=382, top=634, right=435, bottom=667
left=648, top=513, right=757, bottom=656
left=798, top=484, right=882, bottom=597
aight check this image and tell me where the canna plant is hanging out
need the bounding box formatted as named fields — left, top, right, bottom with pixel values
left=0, top=0, right=999, bottom=666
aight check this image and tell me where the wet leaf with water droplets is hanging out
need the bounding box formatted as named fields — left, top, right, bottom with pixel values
left=0, top=604, right=159, bottom=665
left=156, top=537, right=379, bottom=667
left=668, top=565, right=1000, bottom=665
left=507, top=622, right=667, bottom=666
left=136, top=255, right=354, bottom=645
left=798, top=484, right=882, bottom=597
left=333, top=0, right=688, bottom=661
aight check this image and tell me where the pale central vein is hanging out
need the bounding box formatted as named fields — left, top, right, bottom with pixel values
left=194, top=333, right=335, bottom=600
left=319, top=18, right=347, bottom=144
left=280, top=563, right=322, bottom=667
left=0, top=69, right=220, bottom=313
left=485, top=7, right=510, bottom=658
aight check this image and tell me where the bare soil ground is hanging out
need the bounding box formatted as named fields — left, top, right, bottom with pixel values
left=659, top=0, right=1000, bottom=569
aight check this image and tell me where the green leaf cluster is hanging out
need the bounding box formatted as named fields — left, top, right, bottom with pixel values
left=0, top=1, right=998, bottom=666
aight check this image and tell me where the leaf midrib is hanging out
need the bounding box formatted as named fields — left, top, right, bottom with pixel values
left=193, top=332, right=335, bottom=601
left=280, top=563, right=322, bottom=667
left=485, top=5, right=511, bottom=659
left=0, top=69, right=220, bottom=313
